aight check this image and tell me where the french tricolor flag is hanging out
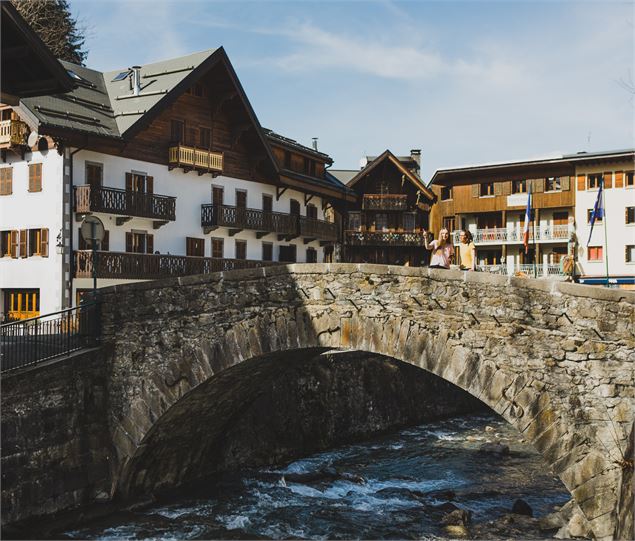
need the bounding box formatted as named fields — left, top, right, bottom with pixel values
left=523, top=188, right=532, bottom=254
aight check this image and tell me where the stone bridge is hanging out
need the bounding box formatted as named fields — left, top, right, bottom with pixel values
left=2, top=264, right=634, bottom=539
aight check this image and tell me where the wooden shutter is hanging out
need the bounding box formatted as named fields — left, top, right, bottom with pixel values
left=125, top=172, right=133, bottom=191
left=101, top=230, right=109, bottom=251
left=603, top=172, right=612, bottom=189
left=533, top=178, right=544, bottom=193
left=615, top=171, right=624, bottom=188
left=40, top=228, right=48, bottom=257
left=502, top=181, right=511, bottom=195
left=146, top=176, right=154, bottom=194
left=1, top=167, right=12, bottom=195
left=146, top=234, right=154, bottom=254
left=28, top=164, right=35, bottom=191
left=471, top=184, right=479, bottom=197
left=10, top=230, right=18, bottom=258
left=561, top=176, right=570, bottom=191
left=125, top=232, right=132, bottom=252
left=19, top=229, right=27, bottom=258
left=493, top=182, right=502, bottom=196
left=577, top=174, right=585, bottom=191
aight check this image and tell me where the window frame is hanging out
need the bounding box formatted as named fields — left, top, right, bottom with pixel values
left=480, top=182, right=495, bottom=197
left=235, top=239, right=247, bottom=260
left=440, top=186, right=452, bottom=201
left=626, top=207, right=635, bottom=225
left=545, top=176, right=562, bottom=192
left=626, top=245, right=635, bottom=263
left=587, top=173, right=603, bottom=190
left=0, top=166, right=13, bottom=196
left=511, top=179, right=527, bottom=194
left=588, top=246, right=603, bottom=261
left=262, top=242, right=273, bottom=262
left=211, top=237, right=224, bottom=259
left=587, top=209, right=604, bottom=224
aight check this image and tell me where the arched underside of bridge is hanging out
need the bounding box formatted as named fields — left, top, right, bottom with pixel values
left=101, top=264, right=634, bottom=540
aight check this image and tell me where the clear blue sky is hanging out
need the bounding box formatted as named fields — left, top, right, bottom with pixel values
left=71, top=0, right=633, bottom=181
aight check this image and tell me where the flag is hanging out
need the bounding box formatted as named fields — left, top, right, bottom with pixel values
left=523, top=188, right=532, bottom=254
left=586, top=179, right=604, bottom=247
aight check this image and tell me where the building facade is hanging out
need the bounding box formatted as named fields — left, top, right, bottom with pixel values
left=0, top=48, right=352, bottom=320
left=331, top=150, right=436, bottom=266
left=429, top=149, right=634, bottom=286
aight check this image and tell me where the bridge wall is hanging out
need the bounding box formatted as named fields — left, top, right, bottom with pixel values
left=0, top=349, right=112, bottom=527
left=97, top=264, right=634, bottom=540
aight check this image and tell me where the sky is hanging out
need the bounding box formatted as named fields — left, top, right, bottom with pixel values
left=70, top=0, right=634, bottom=182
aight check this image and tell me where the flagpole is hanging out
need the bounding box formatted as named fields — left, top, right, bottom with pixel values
left=602, top=181, right=610, bottom=286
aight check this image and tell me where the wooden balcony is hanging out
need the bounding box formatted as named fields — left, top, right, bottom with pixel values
left=201, top=204, right=337, bottom=244
left=344, top=230, right=426, bottom=247
left=0, top=119, right=29, bottom=147
left=74, top=250, right=272, bottom=280
left=362, top=194, right=408, bottom=211
left=168, top=144, right=223, bottom=175
left=75, top=185, right=176, bottom=227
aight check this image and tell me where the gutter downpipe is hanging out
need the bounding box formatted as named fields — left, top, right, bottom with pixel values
left=68, top=147, right=83, bottom=308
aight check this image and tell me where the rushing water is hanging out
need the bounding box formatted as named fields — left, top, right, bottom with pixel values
left=63, top=413, right=569, bottom=540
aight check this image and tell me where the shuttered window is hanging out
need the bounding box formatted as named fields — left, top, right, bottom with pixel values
left=626, top=207, right=635, bottom=224
left=1, top=230, right=11, bottom=256
left=235, top=239, right=247, bottom=260
left=211, top=238, right=224, bottom=258
left=86, top=162, right=103, bottom=188
left=279, top=244, right=297, bottom=263
left=588, top=246, right=603, bottom=261
left=603, top=172, right=613, bottom=189
left=0, top=167, right=13, bottom=195
left=512, top=180, right=527, bottom=194
left=306, top=247, right=317, bottom=263
left=125, top=232, right=152, bottom=254
left=10, top=230, right=18, bottom=258
left=306, top=204, right=317, bottom=219
left=28, top=228, right=48, bottom=257
left=262, top=242, right=273, bottom=261
left=587, top=209, right=603, bottom=223
left=28, top=163, right=42, bottom=192
left=480, top=183, right=494, bottom=196
left=626, top=245, right=635, bottom=263
left=588, top=173, right=602, bottom=189
left=546, top=177, right=561, bottom=192
left=186, top=237, right=204, bottom=257
left=626, top=171, right=634, bottom=187
left=19, top=229, right=27, bottom=258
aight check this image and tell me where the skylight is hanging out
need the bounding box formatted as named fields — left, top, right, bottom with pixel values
left=112, top=71, right=131, bottom=82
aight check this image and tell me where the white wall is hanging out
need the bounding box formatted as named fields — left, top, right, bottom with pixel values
left=0, top=149, right=65, bottom=316
left=575, top=165, right=635, bottom=279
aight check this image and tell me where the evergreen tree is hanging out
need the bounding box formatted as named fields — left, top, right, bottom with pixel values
left=13, top=0, right=87, bottom=65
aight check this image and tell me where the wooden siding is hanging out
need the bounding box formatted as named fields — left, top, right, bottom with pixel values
left=429, top=178, right=574, bottom=233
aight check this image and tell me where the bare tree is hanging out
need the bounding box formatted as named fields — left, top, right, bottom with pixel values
left=13, top=0, right=87, bottom=65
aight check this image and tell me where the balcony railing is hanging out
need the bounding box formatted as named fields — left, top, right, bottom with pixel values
left=0, top=119, right=29, bottom=146
left=74, top=250, right=273, bottom=280
left=168, top=144, right=223, bottom=174
left=345, top=230, right=426, bottom=246
left=362, top=194, right=408, bottom=211
left=299, top=216, right=338, bottom=242
left=74, top=185, right=176, bottom=222
left=452, top=225, right=573, bottom=245
left=476, top=263, right=564, bottom=277
left=201, top=204, right=337, bottom=242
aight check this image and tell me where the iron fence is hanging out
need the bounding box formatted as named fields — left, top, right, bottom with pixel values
left=0, top=303, right=101, bottom=373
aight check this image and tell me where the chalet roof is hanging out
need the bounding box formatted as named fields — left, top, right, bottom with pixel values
left=328, top=169, right=358, bottom=185
left=1, top=2, right=75, bottom=103
left=430, top=148, right=635, bottom=186
left=347, top=150, right=436, bottom=201
left=263, top=128, right=332, bottom=163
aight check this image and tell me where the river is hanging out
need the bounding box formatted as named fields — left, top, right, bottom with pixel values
left=63, top=412, right=569, bottom=540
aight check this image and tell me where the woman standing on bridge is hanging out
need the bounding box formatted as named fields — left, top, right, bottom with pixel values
left=423, top=228, right=454, bottom=269
left=458, top=230, right=476, bottom=271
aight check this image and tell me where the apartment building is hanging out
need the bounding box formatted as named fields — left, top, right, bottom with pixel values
left=330, top=150, right=436, bottom=266
left=429, top=149, right=634, bottom=286
left=0, top=48, right=353, bottom=320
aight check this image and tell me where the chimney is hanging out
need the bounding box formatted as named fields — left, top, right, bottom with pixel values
left=131, top=66, right=142, bottom=96
left=312, top=137, right=318, bottom=151
left=410, top=149, right=421, bottom=167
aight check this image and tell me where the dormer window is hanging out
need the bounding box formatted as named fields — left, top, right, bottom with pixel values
left=441, top=186, right=452, bottom=201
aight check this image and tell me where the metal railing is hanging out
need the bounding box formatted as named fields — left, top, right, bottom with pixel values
left=362, top=194, right=408, bottom=211
left=345, top=230, right=426, bottom=246
left=74, top=185, right=176, bottom=221
left=452, top=225, right=573, bottom=245
left=0, top=119, right=29, bottom=146
left=1, top=303, right=101, bottom=373
left=74, top=250, right=274, bottom=280
left=169, top=144, right=223, bottom=173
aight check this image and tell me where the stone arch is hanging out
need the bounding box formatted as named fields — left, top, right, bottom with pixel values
left=100, top=264, right=634, bottom=540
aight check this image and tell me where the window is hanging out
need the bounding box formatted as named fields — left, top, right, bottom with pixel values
left=187, top=127, right=198, bottom=147
left=170, top=119, right=184, bottom=143
left=306, top=247, right=317, bottom=263
left=627, top=207, right=635, bottom=224
left=75, top=289, right=92, bottom=307
left=28, top=228, right=48, bottom=257
left=262, top=194, right=273, bottom=212
left=279, top=244, right=297, bottom=263
left=546, top=177, right=562, bottom=192
left=212, top=185, right=224, bottom=206
left=200, top=127, right=211, bottom=149
left=441, top=186, right=452, bottom=201
left=186, top=237, right=204, bottom=257
left=0, top=167, right=13, bottom=195
left=236, top=190, right=247, bottom=208
left=588, top=173, right=602, bottom=189
left=303, top=157, right=310, bottom=174
left=211, top=238, right=224, bottom=258
left=480, top=182, right=495, bottom=197
left=512, top=180, right=527, bottom=194
left=125, top=172, right=149, bottom=193
left=290, top=199, right=300, bottom=215
left=284, top=151, right=291, bottom=169
left=126, top=231, right=153, bottom=254
left=3, top=289, right=39, bottom=321
left=262, top=242, right=273, bottom=261
left=1, top=231, right=11, bottom=257
left=309, top=161, right=316, bottom=177
left=348, top=212, right=361, bottom=231
left=375, top=213, right=388, bottom=231
left=626, top=245, right=635, bottom=263
left=235, top=239, right=247, bottom=260
left=86, top=162, right=103, bottom=188
left=626, top=171, right=634, bottom=187
left=588, top=246, right=603, bottom=261
left=403, top=213, right=415, bottom=231
left=587, top=209, right=603, bottom=223
left=27, top=163, right=43, bottom=192
left=443, top=216, right=455, bottom=233
left=306, top=204, right=317, bottom=220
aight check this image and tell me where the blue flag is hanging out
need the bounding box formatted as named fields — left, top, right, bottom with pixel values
left=586, top=179, right=604, bottom=247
